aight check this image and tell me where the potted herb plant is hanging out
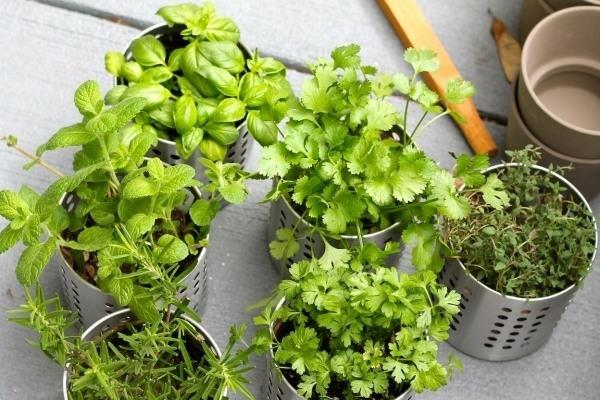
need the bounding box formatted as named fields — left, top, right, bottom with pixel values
left=441, top=147, right=598, bottom=361
left=254, top=244, right=463, bottom=399
left=105, top=2, right=292, bottom=181
left=9, top=285, right=259, bottom=398
left=260, top=43, right=492, bottom=274
left=0, top=80, right=238, bottom=327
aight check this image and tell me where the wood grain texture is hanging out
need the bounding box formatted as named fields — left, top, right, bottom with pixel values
left=0, top=1, right=599, bottom=399
left=39, top=0, right=521, bottom=119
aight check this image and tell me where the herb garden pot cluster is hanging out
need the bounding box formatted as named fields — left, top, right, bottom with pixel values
left=442, top=160, right=598, bottom=361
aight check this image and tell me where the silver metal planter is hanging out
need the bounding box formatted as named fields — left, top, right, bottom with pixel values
left=120, top=23, right=253, bottom=184
left=266, top=299, right=414, bottom=400
left=62, top=308, right=222, bottom=399
left=439, top=163, right=598, bottom=361
left=58, top=190, right=208, bottom=329
left=267, top=194, right=402, bottom=276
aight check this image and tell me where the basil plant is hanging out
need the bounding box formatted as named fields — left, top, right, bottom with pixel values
left=105, top=2, right=293, bottom=162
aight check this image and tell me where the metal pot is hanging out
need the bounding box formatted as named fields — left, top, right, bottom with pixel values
left=62, top=308, right=222, bottom=399
left=267, top=194, right=402, bottom=276
left=119, top=23, right=253, bottom=184
left=265, top=299, right=414, bottom=400
left=58, top=188, right=208, bottom=329
left=439, top=163, right=598, bottom=361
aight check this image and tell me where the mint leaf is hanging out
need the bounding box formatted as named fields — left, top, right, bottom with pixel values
left=153, top=234, right=188, bottom=264
left=36, top=123, right=94, bottom=156
left=105, top=277, right=134, bottom=306
left=0, top=190, right=28, bottom=220
left=16, top=238, right=56, bottom=285
left=67, top=226, right=113, bottom=251
left=125, top=214, right=156, bottom=239
left=122, top=177, right=159, bottom=199
left=0, top=225, right=22, bottom=254
left=189, top=199, right=219, bottom=226
left=74, top=80, right=103, bottom=117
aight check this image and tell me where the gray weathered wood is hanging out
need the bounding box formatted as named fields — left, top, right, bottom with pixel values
left=0, top=1, right=599, bottom=399
left=39, top=0, right=520, bottom=118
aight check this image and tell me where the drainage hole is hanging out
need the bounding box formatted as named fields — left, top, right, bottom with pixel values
left=501, top=307, right=512, bottom=313
left=487, top=337, right=498, bottom=341
left=490, top=329, right=501, bottom=334
left=484, top=343, right=494, bottom=348
left=497, top=315, right=508, bottom=320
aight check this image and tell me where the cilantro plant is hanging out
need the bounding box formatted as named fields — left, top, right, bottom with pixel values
left=105, top=1, right=292, bottom=162
left=0, top=80, right=236, bottom=321
left=9, top=284, right=259, bottom=399
left=254, top=244, right=462, bottom=399
left=261, top=44, right=490, bottom=272
left=444, top=147, right=596, bottom=298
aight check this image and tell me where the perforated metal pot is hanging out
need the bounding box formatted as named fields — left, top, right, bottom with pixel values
left=58, top=189, right=208, bottom=329
left=119, top=23, right=253, bottom=185
left=439, top=164, right=598, bottom=361
left=267, top=194, right=402, bottom=276
left=265, top=299, right=414, bottom=400
left=62, top=308, right=222, bottom=399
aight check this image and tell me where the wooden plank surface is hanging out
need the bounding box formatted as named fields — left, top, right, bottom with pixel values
left=0, top=1, right=599, bottom=399
left=39, top=0, right=520, bottom=119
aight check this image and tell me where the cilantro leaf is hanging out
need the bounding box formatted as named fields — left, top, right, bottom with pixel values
left=479, top=173, right=510, bottom=210
left=404, top=48, right=440, bottom=74
left=258, top=143, right=292, bottom=178
left=331, top=44, right=361, bottom=69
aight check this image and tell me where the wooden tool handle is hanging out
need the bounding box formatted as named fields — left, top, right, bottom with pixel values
left=378, top=0, right=498, bottom=156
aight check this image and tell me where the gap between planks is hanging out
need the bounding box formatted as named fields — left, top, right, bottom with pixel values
left=32, top=0, right=508, bottom=126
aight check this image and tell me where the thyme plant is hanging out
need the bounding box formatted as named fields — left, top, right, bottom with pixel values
left=444, top=147, right=596, bottom=297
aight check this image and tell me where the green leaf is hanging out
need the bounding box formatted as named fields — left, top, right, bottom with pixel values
left=107, top=97, right=147, bottom=130
left=139, top=66, right=173, bottom=83
left=247, top=110, right=278, bottom=146
left=0, top=190, right=28, bottom=220
left=131, top=35, right=166, bottom=67
left=125, top=214, right=156, bottom=239
left=365, top=99, right=399, bottom=132
left=0, top=225, right=22, bottom=254
left=239, top=73, right=268, bottom=107
left=174, top=94, right=198, bottom=135
left=199, top=138, right=227, bottom=161
left=160, top=164, right=196, bottom=193
left=364, top=179, right=393, bottom=206
left=322, top=207, right=347, bottom=234
left=301, top=78, right=331, bottom=113
left=74, top=80, right=103, bottom=117
left=105, top=277, right=134, bottom=305
left=156, top=3, right=200, bottom=25
left=258, top=143, right=291, bottom=177
left=402, top=223, right=443, bottom=272
left=121, top=61, right=143, bottom=82
left=220, top=181, right=248, bottom=204
left=105, top=51, right=125, bottom=76
left=153, top=234, right=188, bottom=264
left=480, top=173, right=509, bottom=210
left=269, top=227, right=299, bottom=260
left=146, top=158, right=164, bottom=179
left=16, top=238, right=56, bottom=285
left=23, top=215, right=41, bottom=245
left=189, top=199, right=219, bottom=226
left=36, top=123, right=94, bottom=156
left=331, top=44, right=361, bottom=69
left=404, top=48, right=440, bottom=74
left=445, top=78, right=476, bottom=104
left=196, top=64, right=238, bottom=97
left=198, top=41, right=245, bottom=74
left=213, top=98, right=246, bottom=123
left=86, top=112, right=117, bottom=134
left=128, top=287, right=160, bottom=323
left=104, top=85, right=127, bottom=105
left=122, top=177, right=159, bottom=198
left=435, top=286, right=461, bottom=314
left=121, top=83, right=171, bottom=110
left=204, top=121, right=240, bottom=146
left=181, top=127, right=204, bottom=157
left=67, top=226, right=113, bottom=251
left=202, top=15, right=240, bottom=42
left=319, top=241, right=351, bottom=269
left=455, top=154, right=489, bottom=187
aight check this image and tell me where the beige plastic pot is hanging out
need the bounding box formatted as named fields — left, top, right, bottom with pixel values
left=518, top=6, right=600, bottom=159
left=546, top=0, right=600, bottom=9
left=507, top=77, right=600, bottom=199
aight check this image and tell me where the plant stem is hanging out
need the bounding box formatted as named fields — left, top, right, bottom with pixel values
left=1, top=137, right=64, bottom=177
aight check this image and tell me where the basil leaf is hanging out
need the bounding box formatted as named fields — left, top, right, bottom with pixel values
left=196, top=98, right=219, bottom=126
left=247, top=110, right=278, bottom=146
left=121, top=83, right=171, bottom=110
left=139, top=66, right=173, bottom=83
left=181, top=127, right=204, bottom=157
left=173, top=94, right=198, bottom=135
left=199, top=138, right=227, bottom=161
left=196, top=64, right=238, bottom=97
left=148, top=100, right=175, bottom=129
left=239, top=73, right=268, bottom=107
left=131, top=35, right=166, bottom=67
left=181, top=42, right=220, bottom=98
left=198, top=41, right=245, bottom=74
left=156, top=3, right=200, bottom=25
left=204, top=122, right=239, bottom=146
left=105, top=51, right=125, bottom=76
left=121, top=61, right=143, bottom=82
left=212, top=98, right=246, bottom=123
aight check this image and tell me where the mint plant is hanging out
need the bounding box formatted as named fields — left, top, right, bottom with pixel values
left=0, top=80, right=233, bottom=321
left=444, top=146, right=596, bottom=298
left=254, top=244, right=462, bottom=398
left=261, top=44, right=495, bottom=272
left=9, top=285, right=259, bottom=399
left=105, top=1, right=292, bottom=162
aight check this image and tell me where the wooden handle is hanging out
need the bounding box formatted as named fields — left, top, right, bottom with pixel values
left=378, top=0, right=498, bottom=156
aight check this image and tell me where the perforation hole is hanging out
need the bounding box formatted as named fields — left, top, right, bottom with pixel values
left=487, top=336, right=498, bottom=341
left=491, top=329, right=501, bottom=334
left=170, top=154, right=181, bottom=161
left=540, top=306, right=550, bottom=312
left=484, top=343, right=494, bottom=348
left=450, top=323, right=456, bottom=331
left=521, top=309, right=532, bottom=314
left=152, top=148, right=161, bottom=155
left=503, top=345, right=512, bottom=350
left=240, top=148, right=248, bottom=158
left=517, top=317, right=527, bottom=322
left=459, top=302, right=466, bottom=310
left=506, top=338, right=516, bottom=343
left=451, top=316, right=460, bottom=324
left=495, top=322, right=505, bottom=327
left=509, top=331, right=520, bottom=336
left=524, top=336, right=532, bottom=341
left=536, top=314, right=547, bottom=320
left=228, top=150, right=236, bottom=158
left=501, top=307, right=512, bottom=313
left=529, top=329, right=538, bottom=334
left=513, top=324, right=524, bottom=329
left=448, top=278, right=456, bottom=288
left=497, top=315, right=508, bottom=320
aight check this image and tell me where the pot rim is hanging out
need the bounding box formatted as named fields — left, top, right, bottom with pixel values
left=117, top=22, right=250, bottom=147
left=62, top=308, right=222, bottom=398
left=521, top=6, right=600, bottom=137
left=546, top=0, right=600, bottom=8
left=511, top=76, right=600, bottom=164
left=278, top=188, right=402, bottom=241
left=451, top=162, right=598, bottom=302
left=57, top=186, right=208, bottom=295
left=268, top=297, right=413, bottom=399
